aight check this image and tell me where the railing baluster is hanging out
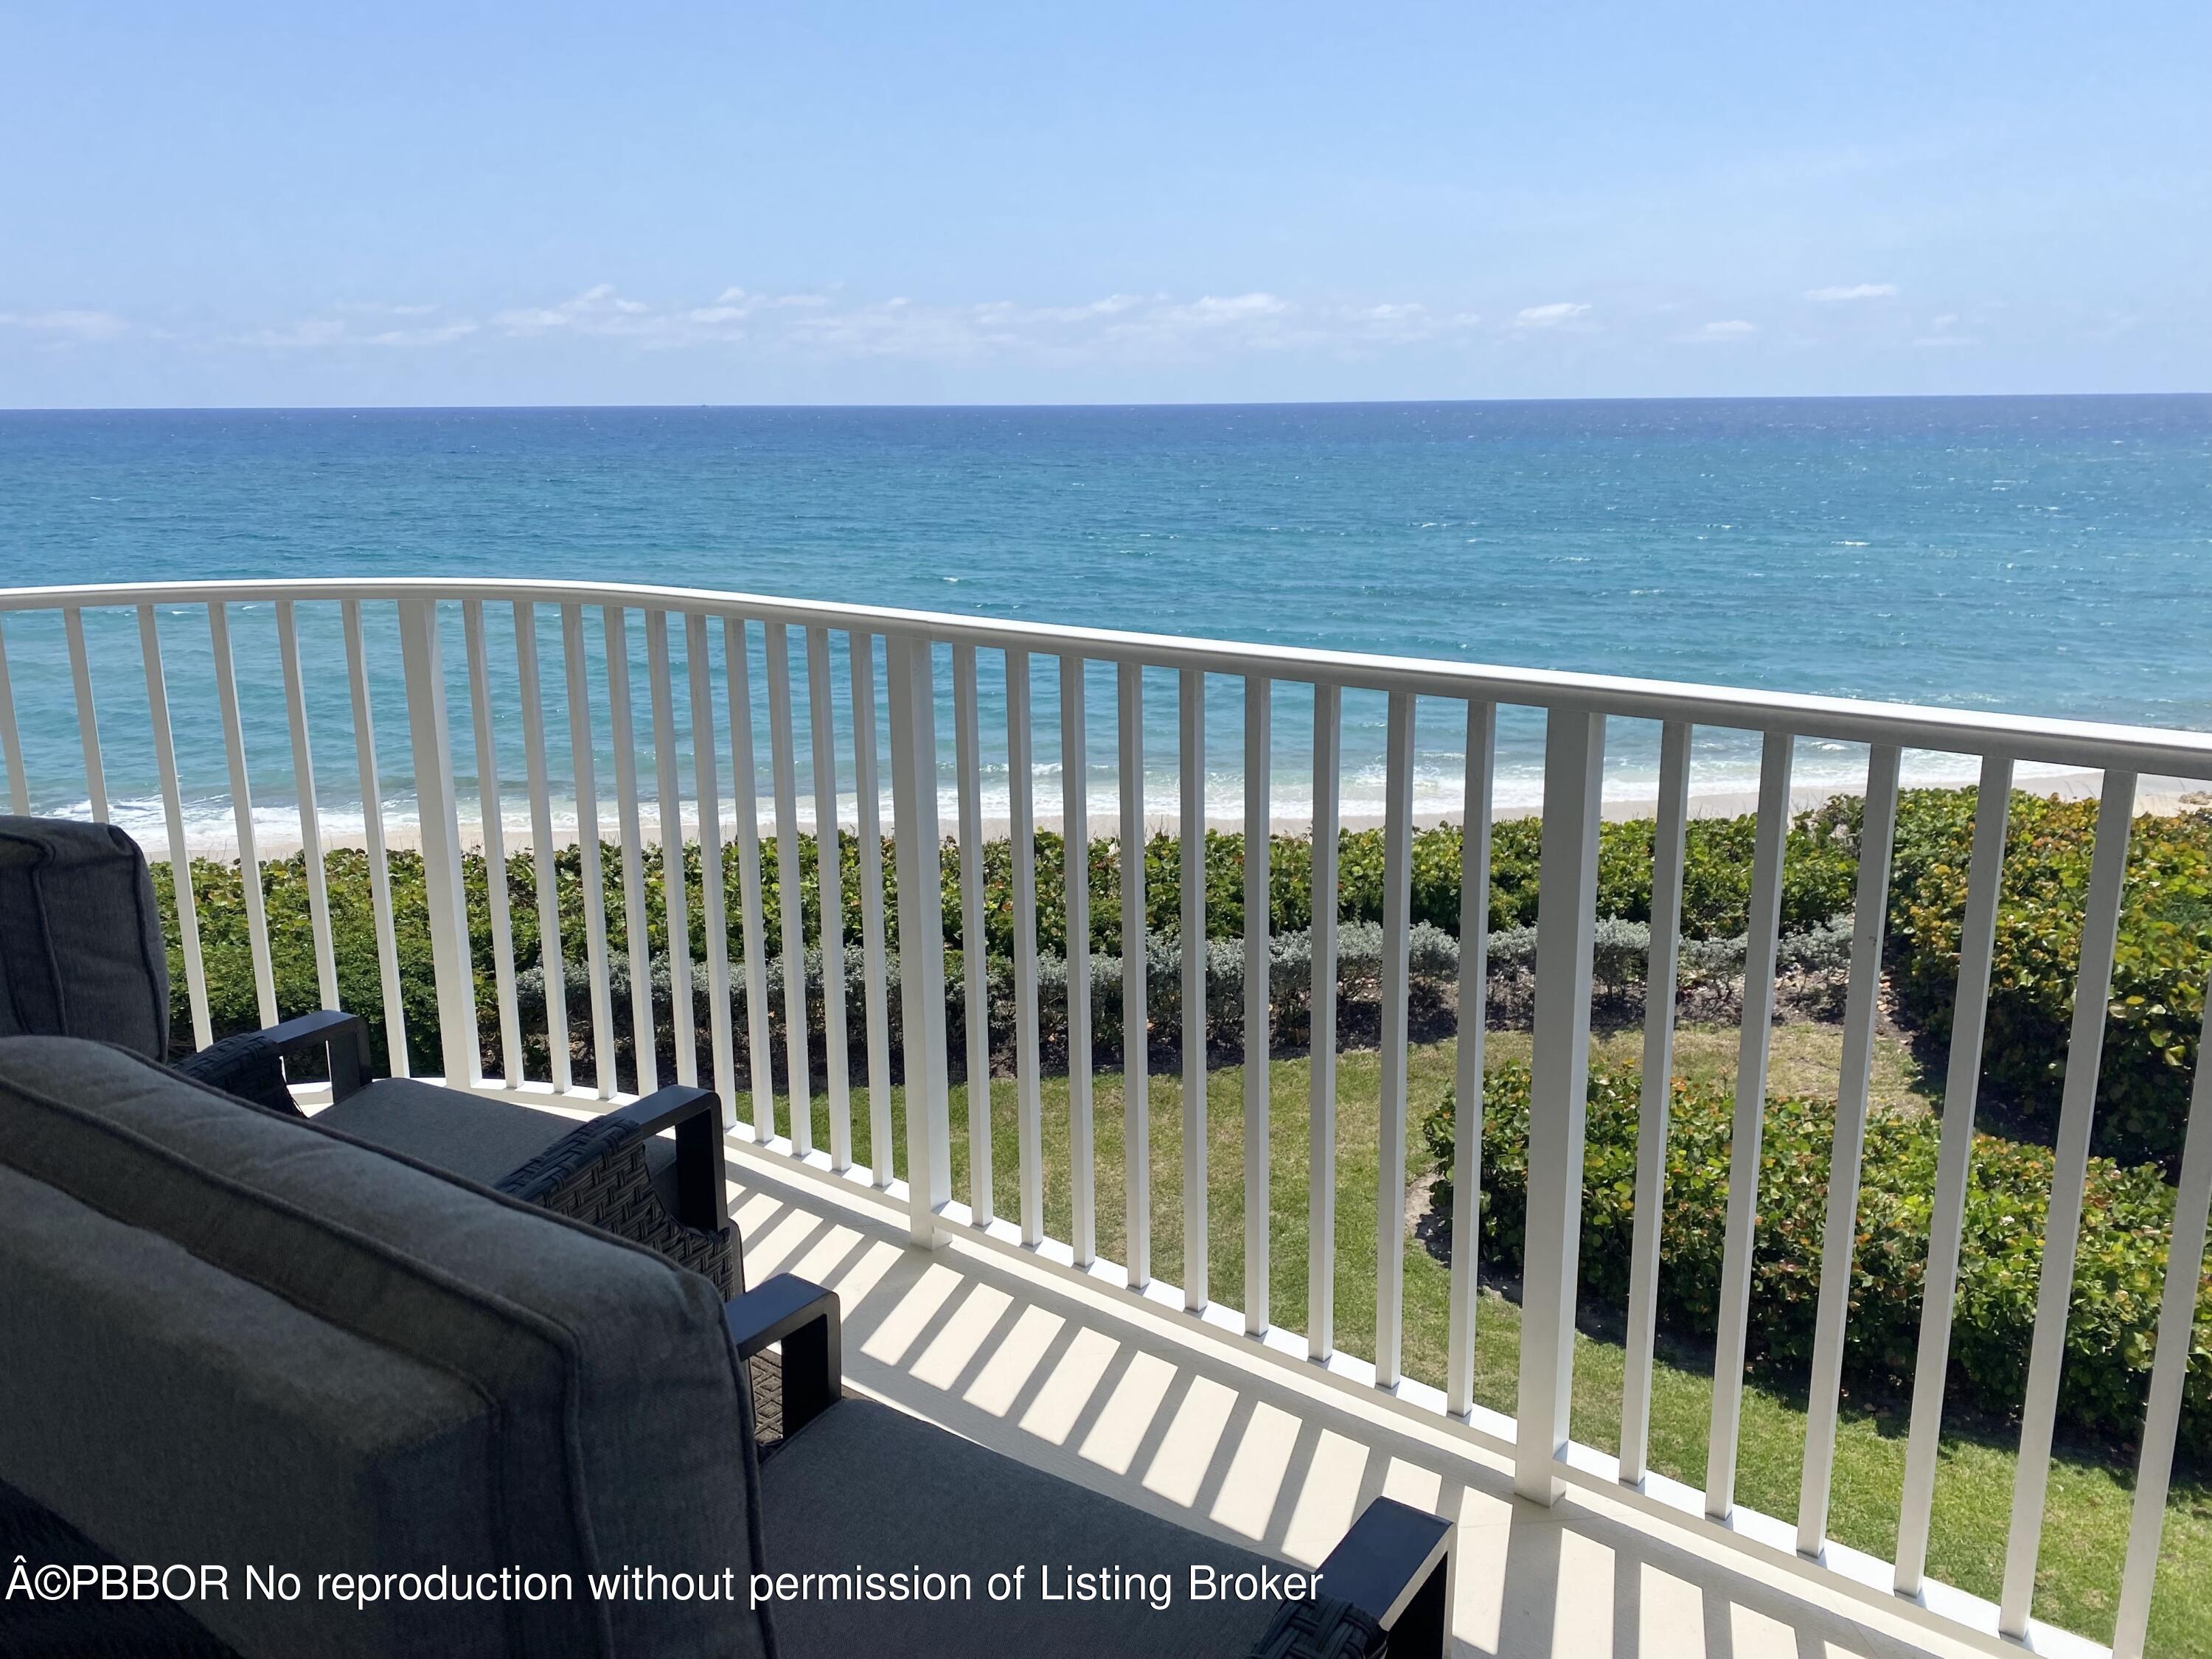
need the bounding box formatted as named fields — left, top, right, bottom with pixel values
left=1065, top=655, right=1096, bottom=1268
left=344, top=602, right=408, bottom=1077
left=1006, top=649, right=1045, bottom=1245
left=1242, top=674, right=1271, bottom=1335
left=2000, top=768, right=2138, bottom=1632
left=1798, top=742, right=1902, bottom=1551
left=604, top=607, right=659, bottom=1095
left=723, top=619, right=776, bottom=1140
left=0, top=616, right=27, bottom=814
left=1180, top=667, right=1208, bottom=1312
left=765, top=623, right=811, bottom=1152
left=209, top=602, right=278, bottom=1031
left=463, top=601, right=521, bottom=1079
left=397, top=599, right=479, bottom=1087
left=1447, top=700, right=1498, bottom=1417
left=139, top=605, right=212, bottom=1050
left=1516, top=708, right=1606, bottom=1502
left=1894, top=754, right=2014, bottom=1594
left=1375, top=691, right=1416, bottom=1387
left=806, top=625, right=852, bottom=1166
left=1705, top=730, right=1795, bottom=1517
left=647, top=610, right=698, bottom=1088
left=1621, top=720, right=1691, bottom=1472
left=513, top=603, right=570, bottom=1094
left=1307, top=682, right=1340, bottom=1359
left=18, top=574, right=2212, bottom=1658
left=886, top=633, right=951, bottom=1242
left=18, top=575, right=2212, bottom=1658
left=684, top=613, right=735, bottom=1120
left=2112, top=973, right=2212, bottom=1659
left=561, top=604, right=616, bottom=1099
left=954, top=643, right=993, bottom=1218
left=850, top=633, right=895, bottom=1185
left=276, top=602, right=340, bottom=1012
left=1120, top=661, right=1150, bottom=1290
left=63, top=608, right=106, bottom=823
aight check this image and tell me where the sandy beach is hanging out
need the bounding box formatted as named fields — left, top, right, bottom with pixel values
left=147, top=768, right=2210, bottom=863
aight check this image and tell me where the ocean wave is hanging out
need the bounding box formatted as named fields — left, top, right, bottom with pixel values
left=65, top=748, right=2099, bottom=858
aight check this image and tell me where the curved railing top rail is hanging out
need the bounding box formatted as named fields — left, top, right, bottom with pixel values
left=7, top=574, right=2212, bottom=778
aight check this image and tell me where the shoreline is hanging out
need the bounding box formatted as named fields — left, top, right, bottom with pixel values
left=116, top=768, right=2210, bottom=863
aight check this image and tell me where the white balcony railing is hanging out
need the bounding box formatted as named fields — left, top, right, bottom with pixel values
left=2, top=576, right=2209, bottom=1659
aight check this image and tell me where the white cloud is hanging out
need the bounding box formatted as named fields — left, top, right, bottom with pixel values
left=366, top=321, right=478, bottom=347
left=1022, top=293, right=1144, bottom=323
left=1514, top=301, right=1592, bottom=328
left=692, top=288, right=832, bottom=324
left=237, top=313, right=476, bottom=349
left=1914, top=313, right=1979, bottom=348
left=1678, top=319, right=1759, bottom=344
left=240, top=319, right=352, bottom=349
left=1804, top=283, right=1899, bottom=302
left=1173, top=292, right=1289, bottom=324
left=491, top=284, right=654, bottom=333
left=0, top=308, right=129, bottom=341
left=1348, top=302, right=1447, bottom=344
left=32, top=284, right=1498, bottom=366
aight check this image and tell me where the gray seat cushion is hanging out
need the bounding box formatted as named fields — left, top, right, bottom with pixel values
left=314, top=1076, right=579, bottom=1183
left=316, top=1077, right=686, bottom=1218
left=759, top=1397, right=1283, bottom=1658
left=0, top=1037, right=770, bottom=1659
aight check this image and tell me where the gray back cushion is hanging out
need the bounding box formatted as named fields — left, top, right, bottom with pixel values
left=0, top=817, right=170, bottom=1058
left=0, top=1037, right=770, bottom=1659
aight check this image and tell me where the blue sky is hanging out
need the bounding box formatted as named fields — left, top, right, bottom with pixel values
left=2, top=1, right=2205, bottom=406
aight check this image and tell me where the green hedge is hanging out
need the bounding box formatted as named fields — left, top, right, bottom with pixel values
left=1421, top=1058, right=2212, bottom=1456
left=1881, top=788, right=2212, bottom=1169
left=152, top=808, right=1863, bottom=1071
left=150, top=787, right=2212, bottom=1169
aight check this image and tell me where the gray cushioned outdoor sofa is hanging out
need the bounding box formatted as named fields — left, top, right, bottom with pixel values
left=0, top=814, right=738, bottom=1295
left=0, top=1036, right=1451, bottom=1658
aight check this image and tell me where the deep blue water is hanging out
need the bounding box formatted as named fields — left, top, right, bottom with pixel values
left=1, top=397, right=2207, bottom=837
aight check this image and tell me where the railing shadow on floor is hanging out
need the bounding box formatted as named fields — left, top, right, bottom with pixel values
left=728, top=1156, right=1988, bottom=1659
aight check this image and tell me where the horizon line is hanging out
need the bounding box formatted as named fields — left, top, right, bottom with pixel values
left=3, top=389, right=2209, bottom=417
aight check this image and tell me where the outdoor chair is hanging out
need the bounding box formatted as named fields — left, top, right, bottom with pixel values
left=0, top=815, right=737, bottom=1297
left=0, top=1035, right=1454, bottom=1658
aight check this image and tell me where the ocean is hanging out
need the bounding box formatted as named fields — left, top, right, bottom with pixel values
left=1, top=396, right=2208, bottom=844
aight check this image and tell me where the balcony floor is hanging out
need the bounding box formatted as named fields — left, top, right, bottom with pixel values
left=722, top=1138, right=2004, bottom=1659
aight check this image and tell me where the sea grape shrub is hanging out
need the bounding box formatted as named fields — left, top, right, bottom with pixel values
left=150, top=825, right=1859, bottom=1085
left=153, top=784, right=2212, bottom=1163
left=1888, top=789, right=2212, bottom=1169
left=153, top=849, right=442, bottom=1076
left=151, top=800, right=1872, bottom=1067
left=1422, top=1059, right=2211, bottom=1455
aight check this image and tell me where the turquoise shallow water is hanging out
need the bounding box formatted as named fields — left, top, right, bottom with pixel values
left=1, top=397, right=2208, bottom=837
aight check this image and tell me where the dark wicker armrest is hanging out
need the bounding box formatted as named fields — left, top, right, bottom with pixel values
left=173, top=1011, right=371, bottom=1115
left=496, top=1087, right=737, bottom=1298
left=604, top=1084, right=729, bottom=1238
left=725, top=1276, right=841, bottom=1442
left=1288, top=1498, right=1451, bottom=1658
left=1248, top=1595, right=1384, bottom=1658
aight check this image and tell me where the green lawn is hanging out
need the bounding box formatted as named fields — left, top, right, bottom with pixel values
left=752, top=1029, right=2208, bottom=1656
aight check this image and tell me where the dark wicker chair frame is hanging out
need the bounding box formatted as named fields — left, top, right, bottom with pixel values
left=728, top=1274, right=1453, bottom=1658
left=0, top=813, right=735, bottom=1301
left=174, top=1010, right=738, bottom=1298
